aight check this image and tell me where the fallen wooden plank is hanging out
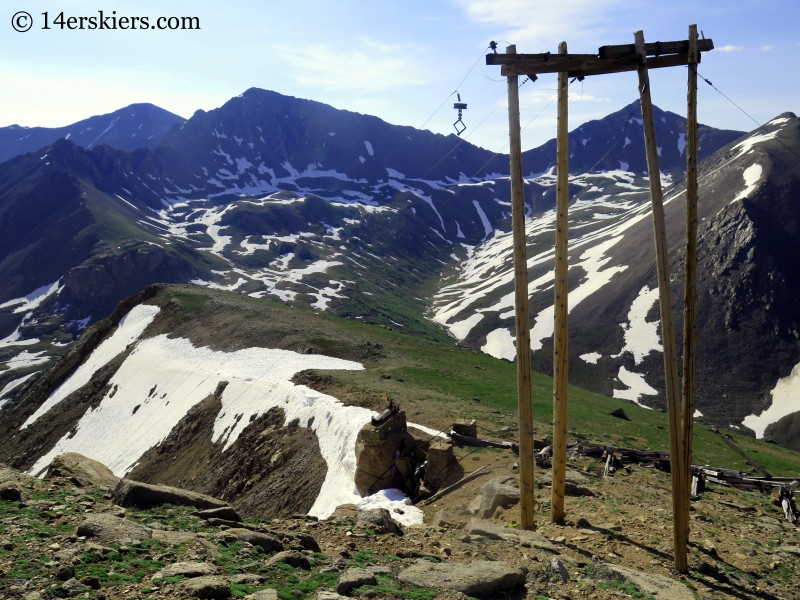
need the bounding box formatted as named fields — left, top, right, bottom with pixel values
left=720, top=435, right=773, bottom=478
left=419, top=465, right=492, bottom=506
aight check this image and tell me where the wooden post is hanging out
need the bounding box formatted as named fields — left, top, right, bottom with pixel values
left=506, top=44, right=536, bottom=530
left=634, top=30, right=688, bottom=573
left=551, top=40, right=570, bottom=525
left=681, top=23, right=699, bottom=545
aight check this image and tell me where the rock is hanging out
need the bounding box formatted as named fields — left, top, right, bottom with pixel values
left=229, top=574, right=265, bottom=585
left=194, top=506, right=242, bottom=522
left=328, top=504, right=359, bottom=521
left=467, top=496, right=482, bottom=516
left=45, top=453, right=120, bottom=488
left=79, top=576, right=101, bottom=589
left=84, top=542, right=113, bottom=554
left=778, top=546, right=800, bottom=556
left=112, top=479, right=227, bottom=509
left=250, top=590, right=279, bottom=600
left=354, top=410, right=417, bottom=495
left=609, top=407, right=630, bottom=420
left=225, top=528, right=283, bottom=553
left=464, top=518, right=557, bottom=552
left=0, top=486, right=21, bottom=501
left=423, top=438, right=461, bottom=492
left=1, top=540, right=14, bottom=550
left=452, top=419, right=478, bottom=438
left=355, top=508, right=402, bottom=535
left=154, top=562, right=219, bottom=578
left=152, top=530, right=198, bottom=545
left=181, top=575, right=232, bottom=598
left=56, top=564, right=75, bottom=580
left=336, top=567, right=377, bottom=595
left=265, top=550, right=311, bottom=570
left=548, top=558, right=569, bottom=583
left=62, top=578, right=90, bottom=597
left=479, top=476, right=520, bottom=518
left=432, top=509, right=462, bottom=528
left=76, top=513, right=151, bottom=545
left=398, top=559, right=526, bottom=598
left=592, top=563, right=694, bottom=599
left=317, top=593, right=348, bottom=600
left=539, top=469, right=593, bottom=496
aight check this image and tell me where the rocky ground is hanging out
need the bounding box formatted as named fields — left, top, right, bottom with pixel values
left=1, top=449, right=799, bottom=600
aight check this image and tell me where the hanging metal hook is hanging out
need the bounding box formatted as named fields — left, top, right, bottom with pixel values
left=453, top=92, right=468, bottom=136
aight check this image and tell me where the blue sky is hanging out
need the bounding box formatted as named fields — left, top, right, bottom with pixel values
left=2, top=0, right=798, bottom=152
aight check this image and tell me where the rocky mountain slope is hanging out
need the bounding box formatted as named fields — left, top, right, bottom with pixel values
left=432, top=113, right=800, bottom=446
left=0, top=103, right=184, bottom=164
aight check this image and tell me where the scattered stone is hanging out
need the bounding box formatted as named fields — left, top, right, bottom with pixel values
left=78, top=576, right=101, bottom=590
left=317, top=593, right=348, bottom=600
left=432, top=509, right=462, bottom=528
left=328, top=504, right=359, bottom=521
left=398, top=559, right=526, bottom=598
left=225, top=528, right=283, bottom=553
left=152, top=529, right=198, bottom=545
left=592, top=563, right=694, bottom=599
left=778, top=546, right=800, bottom=557
left=154, top=562, right=219, bottom=578
left=552, top=536, right=566, bottom=544
left=112, top=479, right=227, bottom=510
left=250, top=590, right=279, bottom=600
left=467, top=496, right=482, bottom=516
left=548, top=558, right=569, bottom=583
left=479, top=476, right=520, bottom=518
left=336, top=568, right=377, bottom=595
left=0, top=486, right=21, bottom=501
left=181, top=575, right=232, bottom=598
left=355, top=508, right=402, bottom=535
left=84, top=542, right=113, bottom=554
left=56, top=563, right=75, bottom=580
left=539, top=470, right=593, bottom=496
left=76, top=513, right=151, bottom=545
left=62, top=578, right=90, bottom=597
left=719, top=500, right=755, bottom=512
left=609, top=407, right=630, bottom=420
left=45, top=453, right=120, bottom=488
left=1, top=540, right=14, bottom=550
left=464, top=518, right=557, bottom=552
left=265, top=550, right=311, bottom=570
left=194, top=506, right=242, bottom=522
left=229, top=573, right=265, bottom=585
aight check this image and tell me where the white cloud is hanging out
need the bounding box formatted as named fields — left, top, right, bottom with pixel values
left=717, top=45, right=742, bottom=52
left=761, top=45, right=772, bottom=52
left=273, top=41, right=425, bottom=94
left=452, top=0, right=633, bottom=50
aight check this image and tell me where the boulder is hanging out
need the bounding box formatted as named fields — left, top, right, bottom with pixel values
left=317, top=593, right=348, bottom=600
left=609, top=407, right=630, bottom=420
left=479, top=476, right=520, bottom=518
left=398, top=560, right=526, bottom=598
left=452, top=419, right=478, bottom=438
left=112, top=479, right=227, bottom=509
left=225, top=528, right=283, bottom=553
left=194, top=506, right=242, bottom=522
left=154, top=562, right=219, bottom=578
left=354, top=410, right=418, bottom=495
left=251, top=590, right=279, bottom=600
left=181, top=575, right=232, bottom=599
left=539, top=469, right=594, bottom=496
left=423, top=438, right=461, bottom=492
left=432, top=509, right=462, bottom=528
left=230, top=574, right=265, bottom=585
left=152, top=530, right=198, bottom=545
left=45, top=453, right=120, bottom=488
left=355, top=508, right=402, bottom=535
left=336, top=567, right=377, bottom=595
left=464, top=518, right=557, bottom=552
left=61, top=578, right=90, bottom=598
left=265, top=550, right=311, bottom=570
left=328, top=504, right=359, bottom=521
left=0, top=485, right=22, bottom=501
left=592, top=563, right=694, bottom=599
left=76, top=513, right=151, bottom=545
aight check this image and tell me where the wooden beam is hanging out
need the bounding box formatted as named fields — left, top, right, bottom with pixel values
left=506, top=44, right=536, bottom=531
left=551, top=41, right=570, bottom=525
left=499, top=52, right=700, bottom=78
left=681, top=23, right=700, bottom=547
left=634, top=29, right=688, bottom=574
left=487, top=52, right=597, bottom=65
left=599, top=38, right=713, bottom=59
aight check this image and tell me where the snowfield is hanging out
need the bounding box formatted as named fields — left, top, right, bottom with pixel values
left=24, top=304, right=430, bottom=523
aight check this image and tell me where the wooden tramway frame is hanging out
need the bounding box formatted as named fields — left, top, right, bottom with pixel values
left=488, top=27, right=711, bottom=573
left=486, top=38, right=713, bottom=78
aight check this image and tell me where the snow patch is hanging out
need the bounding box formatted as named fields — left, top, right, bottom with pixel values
left=481, top=328, right=516, bottom=361
left=743, top=360, right=800, bottom=438
left=579, top=353, right=601, bottom=364
left=618, top=285, right=662, bottom=364
left=612, top=366, right=657, bottom=406
left=731, top=164, right=763, bottom=203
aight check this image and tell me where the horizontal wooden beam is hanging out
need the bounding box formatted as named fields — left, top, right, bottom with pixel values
left=499, top=51, right=700, bottom=78
left=599, top=38, right=713, bottom=59
left=487, top=37, right=713, bottom=77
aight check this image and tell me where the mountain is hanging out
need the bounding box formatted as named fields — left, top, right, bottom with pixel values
left=433, top=113, right=800, bottom=449
left=0, top=103, right=185, bottom=164
left=0, top=87, right=763, bottom=442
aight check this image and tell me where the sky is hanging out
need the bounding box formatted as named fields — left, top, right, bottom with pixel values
left=2, top=0, right=798, bottom=152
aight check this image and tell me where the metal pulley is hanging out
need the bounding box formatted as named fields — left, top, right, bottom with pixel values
left=453, top=92, right=467, bottom=136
